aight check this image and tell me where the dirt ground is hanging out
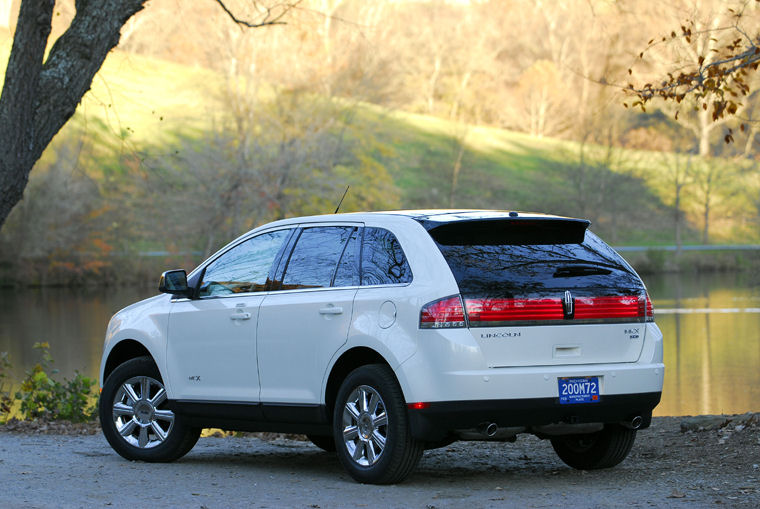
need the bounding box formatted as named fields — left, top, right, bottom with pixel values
left=0, top=414, right=758, bottom=508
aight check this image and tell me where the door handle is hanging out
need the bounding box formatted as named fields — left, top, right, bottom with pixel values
left=319, top=306, right=343, bottom=315
left=230, top=312, right=252, bottom=320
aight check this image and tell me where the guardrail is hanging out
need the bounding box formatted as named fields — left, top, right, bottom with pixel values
left=613, top=245, right=760, bottom=252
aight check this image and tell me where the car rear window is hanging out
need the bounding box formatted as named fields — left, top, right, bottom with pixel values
left=429, top=219, right=644, bottom=299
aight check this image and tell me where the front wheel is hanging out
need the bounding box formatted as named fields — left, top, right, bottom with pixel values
left=333, top=364, right=423, bottom=484
left=550, top=424, right=636, bottom=470
left=99, top=356, right=200, bottom=462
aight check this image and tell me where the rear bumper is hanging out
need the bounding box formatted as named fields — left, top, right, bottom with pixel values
left=407, top=391, right=662, bottom=441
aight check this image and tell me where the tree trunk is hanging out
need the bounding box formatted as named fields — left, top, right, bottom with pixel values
left=675, top=182, right=683, bottom=256
left=449, top=136, right=466, bottom=208
left=427, top=55, right=441, bottom=115
left=702, top=196, right=710, bottom=245
left=0, top=0, right=147, bottom=229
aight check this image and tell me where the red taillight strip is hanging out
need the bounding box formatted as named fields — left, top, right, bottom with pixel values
left=464, top=295, right=652, bottom=325
left=466, top=298, right=563, bottom=322
left=645, top=294, right=655, bottom=322
left=420, top=295, right=466, bottom=328
left=574, top=296, right=641, bottom=319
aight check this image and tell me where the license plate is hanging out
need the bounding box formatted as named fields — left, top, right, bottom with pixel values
left=558, top=376, right=600, bottom=404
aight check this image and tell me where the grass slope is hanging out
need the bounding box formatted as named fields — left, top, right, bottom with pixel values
left=2, top=32, right=755, bottom=246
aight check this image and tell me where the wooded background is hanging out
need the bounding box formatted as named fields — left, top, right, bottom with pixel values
left=1, top=0, right=759, bottom=285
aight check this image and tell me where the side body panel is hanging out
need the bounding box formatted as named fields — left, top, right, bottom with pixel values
left=257, top=287, right=357, bottom=403
left=100, top=294, right=173, bottom=394
left=166, top=294, right=264, bottom=402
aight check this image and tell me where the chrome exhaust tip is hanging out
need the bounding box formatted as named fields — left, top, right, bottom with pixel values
left=478, top=422, right=498, bottom=437
left=621, top=416, right=643, bottom=430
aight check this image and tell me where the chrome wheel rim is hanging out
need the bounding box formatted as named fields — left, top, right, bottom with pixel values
left=112, top=376, right=174, bottom=449
left=342, top=385, right=388, bottom=466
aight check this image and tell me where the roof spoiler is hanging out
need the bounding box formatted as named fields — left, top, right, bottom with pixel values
left=425, top=217, right=591, bottom=246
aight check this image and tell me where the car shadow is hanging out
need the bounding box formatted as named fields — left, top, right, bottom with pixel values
left=170, top=438, right=585, bottom=486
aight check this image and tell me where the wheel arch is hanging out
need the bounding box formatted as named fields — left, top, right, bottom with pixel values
left=103, top=339, right=155, bottom=385
left=324, top=347, right=394, bottom=423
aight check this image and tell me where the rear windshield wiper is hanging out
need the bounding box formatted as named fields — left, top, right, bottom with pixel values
left=553, top=265, right=612, bottom=278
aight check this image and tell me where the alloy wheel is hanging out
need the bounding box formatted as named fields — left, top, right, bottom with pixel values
left=112, top=375, right=175, bottom=449
left=341, top=384, right=388, bottom=466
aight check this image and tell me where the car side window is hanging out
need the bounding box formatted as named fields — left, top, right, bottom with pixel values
left=199, top=229, right=290, bottom=297
left=280, top=226, right=355, bottom=290
left=333, top=228, right=360, bottom=287
left=361, top=227, right=412, bottom=285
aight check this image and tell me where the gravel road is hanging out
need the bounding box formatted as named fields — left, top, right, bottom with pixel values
left=1, top=416, right=758, bottom=508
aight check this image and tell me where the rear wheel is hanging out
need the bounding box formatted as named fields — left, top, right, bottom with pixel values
left=100, top=356, right=200, bottom=462
left=333, top=364, right=423, bottom=484
left=550, top=424, right=636, bottom=470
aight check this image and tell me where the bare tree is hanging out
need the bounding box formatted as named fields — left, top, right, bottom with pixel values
left=0, top=0, right=299, bottom=230
left=661, top=152, right=694, bottom=253
left=0, top=0, right=148, bottom=230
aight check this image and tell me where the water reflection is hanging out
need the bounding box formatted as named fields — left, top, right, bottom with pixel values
left=0, top=272, right=758, bottom=417
left=647, top=272, right=760, bottom=416
left=0, top=286, right=155, bottom=383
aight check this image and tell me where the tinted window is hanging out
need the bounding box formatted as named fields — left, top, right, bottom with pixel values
left=333, top=228, right=360, bottom=287
left=431, top=225, right=643, bottom=300
left=281, top=226, right=354, bottom=290
left=361, top=227, right=412, bottom=285
left=200, top=229, right=289, bottom=297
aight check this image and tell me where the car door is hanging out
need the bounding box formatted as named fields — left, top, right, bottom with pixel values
left=257, top=225, right=361, bottom=410
left=165, top=228, right=291, bottom=402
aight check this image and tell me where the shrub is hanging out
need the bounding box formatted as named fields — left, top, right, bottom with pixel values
left=0, top=351, right=13, bottom=424
left=13, top=342, right=98, bottom=423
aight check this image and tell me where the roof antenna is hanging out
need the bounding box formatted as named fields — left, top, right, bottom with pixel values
left=334, top=185, right=350, bottom=214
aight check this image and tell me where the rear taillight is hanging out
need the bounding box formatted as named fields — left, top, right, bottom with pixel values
left=645, top=293, right=655, bottom=322
left=461, top=293, right=654, bottom=326
left=575, top=296, right=641, bottom=320
left=466, top=298, right=563, bottom=323
left=420, top=295, right=466, bottom=329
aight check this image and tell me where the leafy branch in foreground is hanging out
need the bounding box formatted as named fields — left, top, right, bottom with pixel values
left=624, top=1, right=760, bottom=138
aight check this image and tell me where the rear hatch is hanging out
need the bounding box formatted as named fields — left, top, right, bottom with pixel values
left=421, top=214, right=652, bottom=368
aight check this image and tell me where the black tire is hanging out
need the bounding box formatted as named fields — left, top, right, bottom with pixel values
left=332, top=364, right=423, bottom=484
left=99, top=356, right=200, bottom=462
left=306, top=434, right=336, bottom=452
left=550, top=424, right=636, bottom=470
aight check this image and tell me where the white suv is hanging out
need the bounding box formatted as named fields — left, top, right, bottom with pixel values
left=99, top=210, right=664, bottom=484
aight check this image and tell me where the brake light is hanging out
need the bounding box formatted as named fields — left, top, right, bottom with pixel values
left=420, top=295, right=466, bottom=328
left=575, top=296, right=641, bottom=319
left=466, top=298, right=563, bottom=322
left=462, top=294, right=654, bottom=325
left=645, top=293, right=655, bottom=322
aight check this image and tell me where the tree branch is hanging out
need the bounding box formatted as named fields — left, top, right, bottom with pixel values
left=214, top=0, right=301, bottom=29
left=31, top=0, right=148, bottom=161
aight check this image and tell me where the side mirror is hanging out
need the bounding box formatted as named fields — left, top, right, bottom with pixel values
left=159, top=270, right=193, bottom=298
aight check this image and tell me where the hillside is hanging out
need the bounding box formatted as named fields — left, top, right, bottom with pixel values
left=1, top=32, right=757, bottom=253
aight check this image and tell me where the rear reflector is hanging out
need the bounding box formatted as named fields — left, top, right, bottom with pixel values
left=420, top=295, right=466, bottom=328
left=407, top=402, right=430, bottom=410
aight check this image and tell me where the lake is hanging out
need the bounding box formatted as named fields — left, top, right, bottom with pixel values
left=1, top=272, right=758, bottom=417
